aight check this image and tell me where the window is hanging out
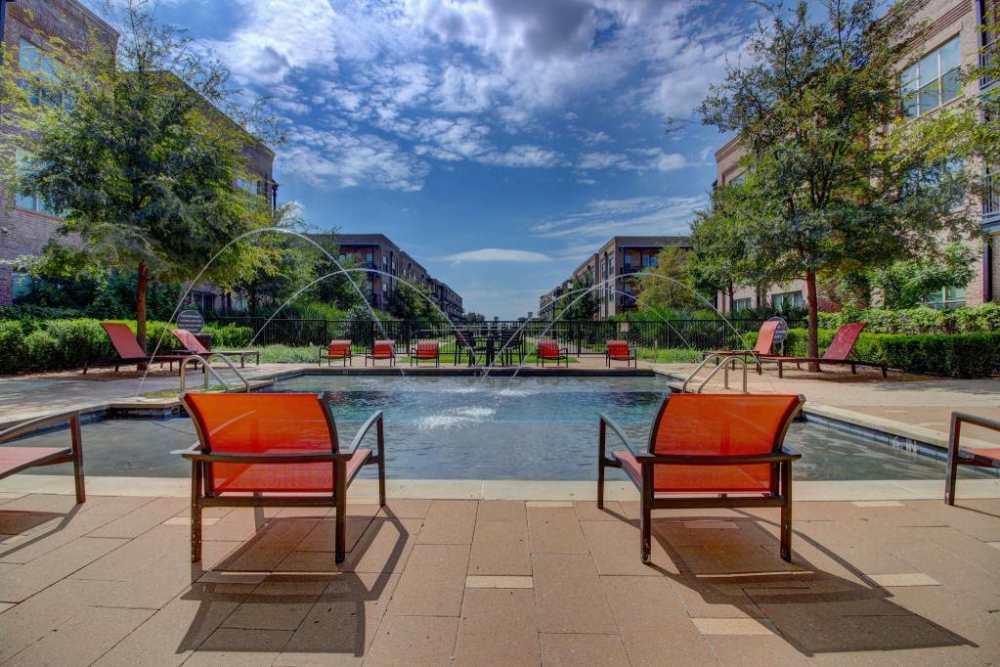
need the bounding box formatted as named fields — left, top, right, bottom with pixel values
left=901, top=37, right=961, bottom=118
left=14, top=150, right=56, bottom=215
left=642, top=254, right=657, bottom=268
left=771, top=291, right=804, bottom=311
left=733, top=297, right=752, bottom=311
left=924, top=285, right=966, bottom=309
left=18, top=39, right=69, bottom=109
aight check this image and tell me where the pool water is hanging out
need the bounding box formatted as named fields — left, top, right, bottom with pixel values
left=17, top=375, right=998, bottom=482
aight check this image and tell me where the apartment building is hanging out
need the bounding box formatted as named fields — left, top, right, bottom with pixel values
left=541, top=236, right=691, bottom=320
left=715, top=0, right=999, bottom=314
left=313, top=233, right=464, bottom=319
left=0, top=0, right=278, bottom=310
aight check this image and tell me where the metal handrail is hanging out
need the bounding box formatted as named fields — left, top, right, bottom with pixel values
left=179, top=353, right=251, bottom=394
left=682, top=353, right=751, bottom=394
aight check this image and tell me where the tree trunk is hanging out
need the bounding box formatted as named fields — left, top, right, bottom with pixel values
left=727, top=282, right=735, bottom=313
left=136, top=262, right=149, bottom=353
left=805, top=270, right=819, bottom=371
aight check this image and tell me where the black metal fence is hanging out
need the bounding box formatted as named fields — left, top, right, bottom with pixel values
left=209, top=316, right=805, bottom=355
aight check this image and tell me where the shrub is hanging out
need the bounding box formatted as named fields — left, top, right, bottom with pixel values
left=817, top=304, right=1000, bottom=335
left=0, top=321, right=28, bottom=374
left=22, top=330, right=61, bottom=372
left=203, top=323, right=254, bottom=348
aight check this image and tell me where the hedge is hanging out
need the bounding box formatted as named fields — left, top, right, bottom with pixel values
left=0, top=319, right=253, bottom=375
left=818, top=304, right=1000, bottom=335
left=765, top=328, right=1000, bottom=378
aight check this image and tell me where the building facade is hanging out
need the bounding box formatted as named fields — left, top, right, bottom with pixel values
left=715, top=0, right=999, bottom=314
left=0, top=1, right=278, bottom=310
left=313, top=233, right=464, bottom=320
left=540, top=236, right=691, bottom=319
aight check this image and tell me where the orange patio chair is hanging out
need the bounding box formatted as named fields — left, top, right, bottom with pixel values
left=757, top=322, right=887, bottom=378
left=320, top=340, right=353, bottom=367
left=0, top=411, right=85, bottom=504
left=365, top=340, right=396, bottom=367
left=85, top=322, right=190, bottom=374
left=945, top=411, right=1000, bottom=505
left=598, top=393, right=804, bottom=563
left=537, top=339, right=568, bottom=367
left=606, top=340, right=636, bottom=368
left=410, top=340, right=440, bottom=367
left=706, top=320, right=781, bottom=369
left=172, top=328, right=260, bottom=368
left=180, top=392, right=386, bottom=563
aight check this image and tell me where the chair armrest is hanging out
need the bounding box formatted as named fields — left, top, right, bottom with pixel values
left=0, top=411, right=80, bottom=444
left=632, top=448, right=802, bottom=465
left=348, top=410, right=384, bottom=455
left=599, top=413, right=638, bottom=454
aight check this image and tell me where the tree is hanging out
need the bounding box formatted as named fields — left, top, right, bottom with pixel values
left=386, top=282, right=445, bottom=324
left=698, top=0, right=976, bottom=365
left=555, top=277, right=598, bottom=321
left=870, top=242, right=977, bottom=309
left=635, top=246, right=697, bottom=312
left=2, top=1, right=277, bottom=349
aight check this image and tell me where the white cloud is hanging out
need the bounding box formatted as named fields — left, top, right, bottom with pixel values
left=532, top=194, right=708, bottom=239
left=443, top=248, right=553, bottom=263
left=578, top=148, right=688, bottom=172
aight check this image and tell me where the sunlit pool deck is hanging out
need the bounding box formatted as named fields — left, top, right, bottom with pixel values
left=1, top=362, right=999, bottom=665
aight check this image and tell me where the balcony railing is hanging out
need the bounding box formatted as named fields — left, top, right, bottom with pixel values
left=982, top=39, right=997, bottom=91
left=986, top=170, right=1000, bottom=225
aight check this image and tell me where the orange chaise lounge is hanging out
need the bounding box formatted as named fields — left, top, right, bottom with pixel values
left=757, top=322, right=887, bottom=378
left=85, top=322, right=191, bottom=374
left=179, top=392, right=386, bottom=563
left=320, top=339, right=353, bottom=367
left=606, top=340, right=637, bottom=368
left=598, top=392, right=804, bottom=563
left=172, top=328, right=260, bottom=368
left=536, top=339, right=569, bottom=367
left=410, top=340, right=441, bottom=367
left=365, top=340, right=396, bottom=367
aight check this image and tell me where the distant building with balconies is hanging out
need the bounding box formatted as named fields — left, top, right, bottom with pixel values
left=541, top=236, right=691, bottom=320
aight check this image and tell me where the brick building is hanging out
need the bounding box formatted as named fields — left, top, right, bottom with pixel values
left=715, top=0, right=999, bottom=314
left=311, top=233, right=464, bottom=320
left=0, top=0, right=278, bottom=311
left=541, top=236, right=691, bottom=319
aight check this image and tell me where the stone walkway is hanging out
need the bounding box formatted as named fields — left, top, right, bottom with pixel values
left=1, top=492, right=999, bottom=665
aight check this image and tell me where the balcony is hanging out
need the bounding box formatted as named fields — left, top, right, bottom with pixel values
left=982, top=40, right=997, bottom=91
left=986, top=170, right=1000, bottom=229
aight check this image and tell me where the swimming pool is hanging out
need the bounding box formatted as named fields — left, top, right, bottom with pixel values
left=14, top=374, right=998, bottom=482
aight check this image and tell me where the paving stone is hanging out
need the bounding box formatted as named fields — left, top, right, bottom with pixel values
left=580, top=518, right=676, bottom=575
left=691, top=617, right=776, bottom=635
left=415, top=500, right=477, bottom=545
left=573, top=500, right=625, bottom=522
left=365, top=614, right=458, bottom=667
left=525, top=500, right=572, bottom=508
left=527, top=506, right=588, bottom=554
left=469, top=519, right=530, bottom=575
left=0, top=535, right=127, bottom=602
left=294, top=505, right=381, bottom=553
left=476, top=500, right=526, bottom=522
left=388, top=544, right=469, bottom=616
left=163, top=516, right=219, bottom=527
left=532, top=552, right=616, bottom=634
left=88, top=497, right=189, bottom=538
left=865, top=573, right=941, bottom=587
left=214, top=517, right=319, bottom=572
left=382, top=499, right=431, bottom=518
left=539, top=633, right=629, bottom=666
left=222, top=579, right=327, bottom=631
left=454, top=589, right=539, bottom=666
left=0, top=601, right=13, bottom=614
left=278, top=516, right=422, bottom=575
left=465, top=575, right=533, bottom=589
left=185, top=627, right=292, bottom=666
left=93, top=582, right=254, bottom=667
left=5, top=605, right=152, bottom=667
left=277, top=572, right=399, bottom=665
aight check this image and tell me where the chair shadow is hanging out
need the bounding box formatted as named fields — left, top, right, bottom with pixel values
left=177, top=506, right=408, bottom=659
left=0, top=507, right=81, bottom=559
left=632, top=511, right=976, bottom=657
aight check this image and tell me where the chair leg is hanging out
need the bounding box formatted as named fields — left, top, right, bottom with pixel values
left=641, top=463, right=652, bottom=564
left=335, top=459, right=347, bottom=563
left=70, top=414, right=86, bottom=504
left=945, top=415, right=961, bottom=505
left=597, top=420, right=606, bottom=509
left=377, top=417, right=386, bottom=508
left=780, top=461, right=793, bottom=562
left=191, top=464, right=203, bottom=563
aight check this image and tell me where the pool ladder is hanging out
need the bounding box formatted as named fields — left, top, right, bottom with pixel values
left=681, top=354, right=752, bottom=394
left=179, top=354, right=251, bottom=394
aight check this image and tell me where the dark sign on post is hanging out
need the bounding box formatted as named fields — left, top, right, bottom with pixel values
left=177, top=309, right=205, bottom=334
left=767, top=316, right=789, bottom=354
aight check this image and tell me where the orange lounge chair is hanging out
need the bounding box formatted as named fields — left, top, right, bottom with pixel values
left=85, top=322, right=190, bottom=374
left=365, top=340, right=396, bottom=367
left=606, top=340, right=636, bottom=368
left=757, top=322, right=886, bottom=378
left=320, top=340, right=353, bottom=367
left=706, top=320, right=780, bottom=365
left=598, top=393, right=804, bottom=563
left=945, top=411, right=1000, bottom=505
left=0, top=411, right=85, bottom=504
left=537, top=339, right=568, bottom=367
left=180, top=392, right=386, bottom=563
left=172, top=328, right=260, bottom=368
left=410, top=340, right=440, bottom=367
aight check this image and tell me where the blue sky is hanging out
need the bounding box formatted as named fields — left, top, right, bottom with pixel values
left=86, top=0, right=759, bottom=318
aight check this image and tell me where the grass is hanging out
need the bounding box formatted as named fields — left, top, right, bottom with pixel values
left=636, top=348, right=702, bottom=363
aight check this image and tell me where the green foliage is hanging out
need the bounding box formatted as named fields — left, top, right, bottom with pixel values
left=779, top=327, right=999, bottom=378
left=202, top=323, right=254, bottom=348
left=818, top=304, right=1000, bottom=334
left=552, top=277, right=598, bottom=321
left=869, top=243, right=977, bottom=309
left=636, top=247, right=697, bottom=311
left=256, top=344, right=323, bottom=364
